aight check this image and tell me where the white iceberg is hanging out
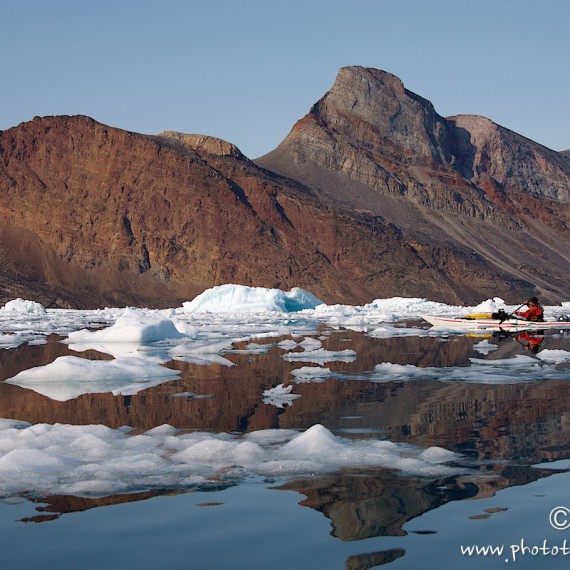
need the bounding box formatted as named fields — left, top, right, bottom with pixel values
left=66, top=308, right=189, bottom=344
left=182, top=284, right=323, bottom=313
left=1, top=298, right=46, bottom=314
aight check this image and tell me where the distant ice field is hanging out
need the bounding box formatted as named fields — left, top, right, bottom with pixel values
left=0, top=285, right=569, bottom=499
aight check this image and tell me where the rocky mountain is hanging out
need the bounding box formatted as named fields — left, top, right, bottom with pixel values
left=258, top=66, right=570, bottom=303
left=0, top=66, right=568, bottom=308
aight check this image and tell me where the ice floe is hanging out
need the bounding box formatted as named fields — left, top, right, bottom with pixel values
left=66, top=308, right=188, bottom=344
left=0, top=287, right=569, bottom=504
left=536, top=349, right=570, bottom=363
left=4, top=356, right=180, bottom=401
left=290, top=366, right=332, bottom=383
left=1, top=298, right=46, bottom=314
left=262, top=383, right=302, bottom=408
left=0, top=422, right=464, bottom=498
left=363, top=355, right=569, bottom=384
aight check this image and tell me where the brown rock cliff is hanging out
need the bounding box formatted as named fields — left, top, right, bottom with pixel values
left=1, top=66, right=569, bottom=307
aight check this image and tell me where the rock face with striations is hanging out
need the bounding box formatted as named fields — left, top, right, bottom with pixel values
left=0, top=66, right=569, bottom=308
left=258, top=66, right=570, bottom=302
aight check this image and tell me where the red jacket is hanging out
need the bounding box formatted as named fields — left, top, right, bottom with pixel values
left=515, top=305, right=544, bottom=321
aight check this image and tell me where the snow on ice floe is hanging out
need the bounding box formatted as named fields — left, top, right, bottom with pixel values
left=4, top=356, right=180, bottom=401
left=470, top=297, right=508, bottom=312
left=0, top=422, right=464, bottom=498
left=182, top=284, right=323, bottom=313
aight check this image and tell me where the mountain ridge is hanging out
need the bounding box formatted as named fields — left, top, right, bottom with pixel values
left=1, top=67, right=568, bottom=308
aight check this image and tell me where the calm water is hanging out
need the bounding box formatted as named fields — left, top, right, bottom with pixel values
left=1, top=325, right=570, bottom=569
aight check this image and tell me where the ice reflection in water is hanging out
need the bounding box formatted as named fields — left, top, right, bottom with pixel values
left=1, top=325, right=570, bottom=569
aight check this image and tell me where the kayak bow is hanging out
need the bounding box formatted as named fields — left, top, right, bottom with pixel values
left=422, top=315, right=570, bottom=331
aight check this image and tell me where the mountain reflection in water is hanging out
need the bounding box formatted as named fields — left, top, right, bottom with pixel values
left=1, top=328, right=570, bottom=539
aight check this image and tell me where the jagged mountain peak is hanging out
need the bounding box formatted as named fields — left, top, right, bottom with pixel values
left=302, top=65, right=452, bottom=165
left=327, top=66, right=407, bottom=99
left=256, top=67, right=570, bottom=302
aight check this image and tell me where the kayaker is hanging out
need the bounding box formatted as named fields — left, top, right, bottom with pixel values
left=514, top=297, right=544, bottom=322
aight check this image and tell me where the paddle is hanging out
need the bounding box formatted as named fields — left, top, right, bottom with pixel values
left=499, top=303, right=526, bottom=324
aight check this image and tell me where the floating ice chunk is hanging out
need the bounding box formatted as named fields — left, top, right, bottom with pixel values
left=282, top=348, right=356, bottom=363
left=182, top=284, right=323, bottom=313
left=67, top=341, right=172, bottom=363
left=263, top=383, right=296, bottom=397
left=468, top=355, right=539, bottom=367
left=66, top=308, right=188, bottom=344
left=229, top=342, right=272, bottom=354
left=299, top=337, right=323, bottom=350
left=290, top=366, right=331, bottom=383
left=0, top=422, right=464, bottom=498
left=144, top=424, right=178, bottom=436
left=168, top=339, right=235, bottom=366
left=531, top=459, right=570, bottom=471
left=471, top=297, right=507, bottom=312
left=277, top=339, right=299, bottom=350
left=536, top=349, right=570, bottom=363
left=281, top=424, right=343, bottom=457
left=0, top=333, right=31, bottom=349
left=166, top=392, right=214, bottom=399
left=473, top=339, right=499, bottom=354
left=262, top=383, right=302, bottom=408
left=0, top=418, right=32, bottom=430
left=418, top=447, right=458, bottom=463
left=1, top=298, right=46, bottom=314
left=372, top=362, right=436, bottom=382
left=366, top=297, right=454, bottom=319
left=4, top=356, right=180, bottom=401
left=172, top=438, right=265, bottom=466
left=244, top=429, right=300, bottom=445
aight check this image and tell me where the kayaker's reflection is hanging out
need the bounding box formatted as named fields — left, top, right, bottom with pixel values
left=515, top=331, right=545, bottom=354
left=492, top=330, right=545, bottom=354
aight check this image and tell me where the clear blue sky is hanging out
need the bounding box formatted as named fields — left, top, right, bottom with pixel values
left=2, top=0, right=569, bottom=158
